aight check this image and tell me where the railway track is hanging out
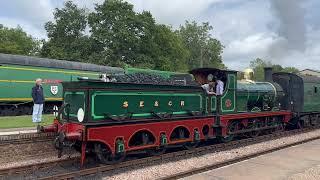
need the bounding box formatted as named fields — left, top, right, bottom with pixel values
left=160, top=131, right=320, bottom=180
left=10, top=127, right=314, bottom=180
left=0, top=157, right=78, bottom=177
left=0, top=132, right=55, bottom=146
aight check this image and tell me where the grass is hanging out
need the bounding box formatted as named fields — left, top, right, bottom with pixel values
left=0, top=114, right=55, bottom=129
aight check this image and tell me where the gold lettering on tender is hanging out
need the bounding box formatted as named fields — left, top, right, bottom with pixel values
left=154, top=101, right=159, bottom=107
left=139, top=101, right=144, bottom=107
left=123, top=101, right=129, bottom=108
left=168, top=101, right=172, bottom=106
left=180, top=101, right=185, bottom=106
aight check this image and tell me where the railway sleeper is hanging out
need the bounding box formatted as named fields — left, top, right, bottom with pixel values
left=228, top=124, right=283, bottom=135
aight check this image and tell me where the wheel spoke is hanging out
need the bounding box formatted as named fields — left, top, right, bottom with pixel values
left=94, top=144, right=126, bottom=164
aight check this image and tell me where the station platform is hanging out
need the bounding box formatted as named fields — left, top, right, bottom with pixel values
left=0, top=127, right=37, bottom=136
left=183, top=139, right=320, bottom=180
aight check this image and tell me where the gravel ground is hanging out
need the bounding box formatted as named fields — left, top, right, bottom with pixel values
left=0, top=141, right=55, bottom=165
left=0, top=141, right=78, bottom=169
left=0, top=154, right=74, bottom=170
left=102, top=129, right=320, bottom=180
left=0, top=151, right=79, bottom=180
left=288, top=164, right=320, bottom=180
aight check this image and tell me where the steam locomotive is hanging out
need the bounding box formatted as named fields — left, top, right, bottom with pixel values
left=40, top=67, right=320, bottom=166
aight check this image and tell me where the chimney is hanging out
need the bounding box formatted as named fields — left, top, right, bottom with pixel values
left=264, top=67, right=273, bottom=82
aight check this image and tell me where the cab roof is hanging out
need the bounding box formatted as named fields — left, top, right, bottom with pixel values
left=189, top=68, right=237, bottom=74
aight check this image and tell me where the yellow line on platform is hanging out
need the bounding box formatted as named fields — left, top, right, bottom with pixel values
left=0, top=80, right=34, bottom=83
left=0, top=98, right=62, bottom=101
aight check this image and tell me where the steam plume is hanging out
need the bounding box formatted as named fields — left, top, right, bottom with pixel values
left=268, top=0, right=306, bottom=57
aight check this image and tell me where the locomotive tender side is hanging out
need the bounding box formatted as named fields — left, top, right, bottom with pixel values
left=62, top=81, right=206, bottom=122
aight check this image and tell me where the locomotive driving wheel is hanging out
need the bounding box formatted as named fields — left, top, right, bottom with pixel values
left=276, top=122, right=284, bottom=132
left=248, top=119, right=261, bottom=138
left=94, top=144, right=126, bottom=164
left=221, top=121, right=240, bottom=143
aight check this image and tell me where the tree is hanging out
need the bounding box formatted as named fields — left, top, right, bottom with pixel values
left=249, top=58, right=299, bottom=81
left=40, top=0, right=210, bottom=72
left=88, top=0, right=189, bottom=71
left=249, top=58, right=271, bottom=81
left=177, top=21, right=225, bottom=69
left=0, top=25, right=40, bottom=56
left=145, top=24, right=189, bottom=72
left=282, top=67, right=299, bottom=73
left=41, top=1, right=92, bottom=62
left=88, top=0, right=151, bottom=66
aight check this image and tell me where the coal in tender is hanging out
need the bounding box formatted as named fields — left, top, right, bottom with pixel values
left=114, top=73, right=199, bottom=86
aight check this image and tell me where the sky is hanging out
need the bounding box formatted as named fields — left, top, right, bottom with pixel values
left=0, top=0, right=319, bottom=71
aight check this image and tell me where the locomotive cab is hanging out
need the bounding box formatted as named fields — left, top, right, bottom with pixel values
left=189, top=68, right=228, bottom=90
left=190, top=68, right=237, bottom=114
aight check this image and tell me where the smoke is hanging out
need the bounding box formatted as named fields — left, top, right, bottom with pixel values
left=268, top=0, right=306, bottom=58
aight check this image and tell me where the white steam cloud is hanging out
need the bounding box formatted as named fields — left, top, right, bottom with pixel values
left=268, top=0, right=306, bottom=58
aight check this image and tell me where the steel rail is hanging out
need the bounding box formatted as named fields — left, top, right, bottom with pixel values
left=0, top=132, right=55, bottom=146
left=37, top=127, right=318, bottom=180
left=159, top=131, right=320, bottom=180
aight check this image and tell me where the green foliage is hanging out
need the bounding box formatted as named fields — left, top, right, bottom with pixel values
left=41, top=1, right=92, bottom=62
left=40, top=0, right=224, bottom=72
left=177, top=21, right=225, bottom=69
left=249, top=58, right=299, bottom=81
left=87, top=0, right=189, bottom=71
left=249, top=58, right=271, bottom=81
left=0, top=25, right=40, bottom=56
left=88, top=0, right=145, bottom=66
left=282, top=67, right=300, bottom=73
left=151, top=25, right=189, bottom=72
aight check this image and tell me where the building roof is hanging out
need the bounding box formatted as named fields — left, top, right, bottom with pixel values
left=300, top=69, right=320, bottom=73
left=0, top=53, right=124, bottom=73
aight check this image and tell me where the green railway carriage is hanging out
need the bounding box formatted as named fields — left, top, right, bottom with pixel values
left=273, top=72, right=320, bottom=115
left=0, top=53, right=193, bottom=116
left=302, top=76, right=320, bottom=112
left=0, top=53, right=124, bottom=116
left=0, top=64, right=99, bottom=101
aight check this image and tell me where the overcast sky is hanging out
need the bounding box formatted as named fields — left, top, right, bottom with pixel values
left=0, top=0, right=319, bottom=71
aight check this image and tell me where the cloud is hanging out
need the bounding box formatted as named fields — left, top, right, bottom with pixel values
left=0, top=0, right=53, bottom=23
left=279, top=27, right=320, bottom=70
left=223, top=33, right=276, bottom=70
left=207, top=0, right=271, bottom=42
left=68, top=0, right=104, bottom=11
left=268, top=0, right=306, bottom=60
left=0, top=17, right=47, bottom=39
left=0, top=0, right=319, bottom=71
left=0, top=0, right=55, bottom=38
left=127, top=0, right=224, bottom=27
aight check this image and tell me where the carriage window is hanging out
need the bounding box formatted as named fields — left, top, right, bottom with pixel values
left=314, top=86, right=318, bottom=93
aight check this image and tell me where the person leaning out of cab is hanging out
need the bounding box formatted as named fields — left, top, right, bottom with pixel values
left=201, top=74, right=224, bottom=95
